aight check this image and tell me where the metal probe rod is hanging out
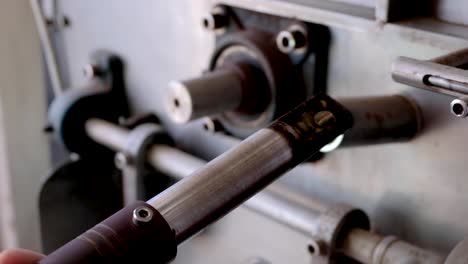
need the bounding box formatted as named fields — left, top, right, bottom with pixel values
left=85, top=118, right=443, bottom=263
left=40, top=95, right=351, bottom=263
left=148, top=95, right=352, bottom=243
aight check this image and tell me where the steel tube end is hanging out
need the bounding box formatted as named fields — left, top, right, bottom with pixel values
left=166, top=81, right=194, bottom=124
left=165, top=70, right=243, bottom=124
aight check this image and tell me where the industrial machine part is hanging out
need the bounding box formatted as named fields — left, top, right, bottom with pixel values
left=51, top=117, right=443, bottom=263
left=41, top=52, right=174, bottom=252
left=169, top=93, right=422, bottom=152
left=392, top=48, right=468, bottom=118
left=166, top=5, right=331, bottom=137
left=39, top=94, right=352, bottom=263
left=47, top=51, right=129, bottom=156
left=336, top=95, right=421, bottom=148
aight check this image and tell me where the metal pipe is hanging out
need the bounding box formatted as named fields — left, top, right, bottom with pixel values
left=30, top=0, right=64, bottom=97
left=87, top=96, right=421, bottom=157
left=341, top=229, right=444, bottom=264
left=166, top=69, right=244, bottom=123
left=85, top=118, right=129, bottom=152
left=150, top=95, right=353, bottom=243
left=338, top=95, right=421, bottom=148
left=148, top=129, right=303, bottom=242
left=431, top=48, right=468, bottom=68
left=84, top=118, right=443, bottom=263
left=392, top=55, right=468, bottom=98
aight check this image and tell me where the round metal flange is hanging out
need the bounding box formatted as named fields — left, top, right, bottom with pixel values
left=48, top=83, right=118, bottom=156
left=310, top=203, right=370, bottom=263
left=210, top=30, right=303, bottom=137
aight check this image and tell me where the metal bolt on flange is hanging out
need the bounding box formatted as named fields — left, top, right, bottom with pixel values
left=202, top=117, right=224, bottom=133
left=307, top=239, right=325, bottom=256
left=82, top=64, right=104, bottom=79
left=202, top=7, right=229, bottom=31
left=132, top=206, right=153, bottom=226
left=114, top=152, right=132, bottom=169
left=276, top=26, right=307, bottom=54
left=451, top=97, right=468, bottom=118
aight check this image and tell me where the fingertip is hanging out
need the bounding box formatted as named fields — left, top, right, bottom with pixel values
left=0, top=248, right=44, bottom=264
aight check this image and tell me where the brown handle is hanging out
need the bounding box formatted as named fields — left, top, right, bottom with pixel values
left=38, top=201, right=176, bottom=264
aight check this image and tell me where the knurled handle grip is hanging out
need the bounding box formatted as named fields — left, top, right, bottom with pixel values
left=38, top=201, right=176, bottom=264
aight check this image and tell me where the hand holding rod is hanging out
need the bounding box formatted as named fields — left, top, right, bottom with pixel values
left=39, top=94, right=352, bottom=263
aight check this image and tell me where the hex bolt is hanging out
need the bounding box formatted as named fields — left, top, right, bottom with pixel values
left=451, top=98, right=468, bottom=118
left=202, top=8, right=228, bottom=31
left=276, top=28, right=307, bottom=54
left=132, top=206, right=154, bottom=226
left=82, top=64, right=104, bottom=79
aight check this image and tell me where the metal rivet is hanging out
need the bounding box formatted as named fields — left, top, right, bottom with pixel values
left=132, top=206, right=153, bottom=226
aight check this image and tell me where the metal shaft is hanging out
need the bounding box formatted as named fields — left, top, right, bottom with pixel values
left=85, top=118, right=129, bottom=152
left=151, top=95, right=352, bottom=243
left=392, top=50, right=468, bottom=98
left=84, top=118, right=443, bottom=263
left=338, top=95, right=421, bottom=148
left=166, top=69, right=244, bottom=123
left=431, top=47, right=468, bottom=68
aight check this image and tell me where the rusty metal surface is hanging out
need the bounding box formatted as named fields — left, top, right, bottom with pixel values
left=52, top=0, right=468, bottom=263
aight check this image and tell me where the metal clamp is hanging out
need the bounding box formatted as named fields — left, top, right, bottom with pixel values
left=310, top=203, right=370, bottom=263
left=115, top=124, right=169, bottom=205
left=392, top=48, right=468, bottom=118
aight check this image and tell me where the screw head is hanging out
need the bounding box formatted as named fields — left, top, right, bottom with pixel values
left=276, top=27, right=307, bottom=54
left=451, top=98, right=468, bottom=118
left=202, top=7, right=228, bottom=32
left=132, top=206, right=154, bottom=226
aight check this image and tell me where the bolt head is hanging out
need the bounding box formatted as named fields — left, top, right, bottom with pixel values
left=276, top=28, right=307, bottom=54
left=132, top=206, right=154, bottom=226
left=451, top=98, right=468, bottom=118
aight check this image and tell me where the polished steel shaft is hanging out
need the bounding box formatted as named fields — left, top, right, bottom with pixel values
left=150, top=95, right=353, bottom=243
left=85, top=117, right=443, bottom=263
left=166, top=69, right=244, bottom=123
